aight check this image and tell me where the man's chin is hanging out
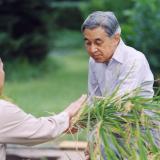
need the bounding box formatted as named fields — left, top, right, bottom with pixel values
left=94, top=59, right=105, bottom=63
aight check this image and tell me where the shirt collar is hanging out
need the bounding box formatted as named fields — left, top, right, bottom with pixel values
left=111, top=39, right=126, bottom=64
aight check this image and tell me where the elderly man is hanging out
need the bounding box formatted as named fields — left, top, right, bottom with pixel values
left=82, top=11, right=154, bottom=100
left=0, top=59, right=86, bottom=160
left=81, top=11, right=155, bottom=160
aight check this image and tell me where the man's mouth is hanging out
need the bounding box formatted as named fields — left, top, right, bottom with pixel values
left=94, top=55, right=101, bottom=60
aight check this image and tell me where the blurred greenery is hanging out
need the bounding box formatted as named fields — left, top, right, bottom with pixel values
left=4, top=50, right=88, bottom=117
left=79, top=0, right=134, bottom=23
left=54, top=29, right=84, bottom=49
left=0, top=0, right=54, bottom=61
left=127, top=0, right=160, bottom=73
left=1, top=0, right=159, bottom=72
left=52, top=2, right=84, bottom=30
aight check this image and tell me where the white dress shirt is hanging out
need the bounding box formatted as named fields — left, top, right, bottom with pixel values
left=0, top=100, right=69, bottom=160
left=88, top=39, right=154, bottom=99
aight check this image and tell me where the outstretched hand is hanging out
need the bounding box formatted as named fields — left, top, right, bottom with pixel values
left=64, top=94, right=87, bottom=134
left=64, top=94, right=87, bottom=120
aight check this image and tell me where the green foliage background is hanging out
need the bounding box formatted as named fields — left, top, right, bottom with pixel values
left=1, top=0, right=160, bottom=72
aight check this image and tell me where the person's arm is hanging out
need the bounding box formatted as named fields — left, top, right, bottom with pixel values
left=0, top=95, right=86, bottom=145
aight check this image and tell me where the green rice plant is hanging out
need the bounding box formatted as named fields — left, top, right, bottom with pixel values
left=71, top=91, right=160, bottom=160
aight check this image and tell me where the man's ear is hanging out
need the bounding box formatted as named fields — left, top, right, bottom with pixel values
left=113, top=33, right=120, bottom=45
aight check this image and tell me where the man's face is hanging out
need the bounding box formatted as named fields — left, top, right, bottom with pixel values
left=83, top=27, right=120, bottom=63
left=0, top=59, right=5, bottom=94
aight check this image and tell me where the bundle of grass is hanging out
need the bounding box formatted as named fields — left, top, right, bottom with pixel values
left=71, top=91, right=160, bottom=160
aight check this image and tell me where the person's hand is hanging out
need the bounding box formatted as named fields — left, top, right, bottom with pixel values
left=64, top=94, right=87, bottom=120
left=64, top=94, right=87, bottom=134
left=66, top=126, right=79, bottom=134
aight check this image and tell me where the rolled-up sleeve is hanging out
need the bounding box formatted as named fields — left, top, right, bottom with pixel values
left=0, top=100, right=69, bottom=145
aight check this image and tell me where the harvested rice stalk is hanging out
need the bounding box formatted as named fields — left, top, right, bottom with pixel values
left=71, top=93, right=160, bottom=160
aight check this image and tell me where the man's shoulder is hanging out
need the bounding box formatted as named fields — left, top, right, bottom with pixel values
left=121, top=45, right=152, bottom=74
left=125, top=45, right=147, bottom=62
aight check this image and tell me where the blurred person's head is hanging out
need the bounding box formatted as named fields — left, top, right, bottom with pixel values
left=0, top=59, right=5, bottom=95
left=81, top=11, right=121, bottom=63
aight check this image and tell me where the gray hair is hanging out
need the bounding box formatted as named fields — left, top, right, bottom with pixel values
left=81, top=11, right=121, bottom=37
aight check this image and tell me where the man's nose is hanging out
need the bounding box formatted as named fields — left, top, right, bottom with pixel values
left=90, top=44, right=97, bottom=53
